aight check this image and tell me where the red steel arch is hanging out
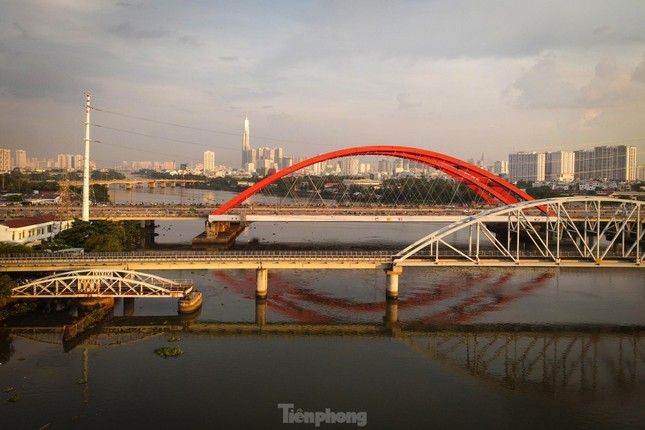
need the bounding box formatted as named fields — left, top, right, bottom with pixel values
left=212, top=146, right=534, bottom=215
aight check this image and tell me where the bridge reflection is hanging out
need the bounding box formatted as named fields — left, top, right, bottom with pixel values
left=5, top=320, right=644, bottom=398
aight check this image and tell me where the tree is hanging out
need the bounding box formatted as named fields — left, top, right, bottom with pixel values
left=0, top=274, right=15, bottom=298
left=52, top=219, right=143, bottom=252
left=0, top=242, right=35, bottom=254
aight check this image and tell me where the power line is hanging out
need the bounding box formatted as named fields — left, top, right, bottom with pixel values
left=91, top=123, right=237, bottom=151
left=93, top=139, right=203, bottom=162
left=91, top=106, right=305, bottom=145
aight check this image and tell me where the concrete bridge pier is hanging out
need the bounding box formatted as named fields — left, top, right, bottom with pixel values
left=123, top=298, right=135, bottom=316
left=141, top=220, right=156, bottom=248
left=384, top=298, right=398, bottom=323
left=192, top=221, right=246, bottom=245
left=385, top=266, right=402, bottom=300
left=255, top=298, right=268, bottom=325
left=256, top=268, right=268, bottom=299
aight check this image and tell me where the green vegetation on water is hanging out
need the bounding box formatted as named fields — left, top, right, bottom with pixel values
left=154, top=346, right=183, bottom=358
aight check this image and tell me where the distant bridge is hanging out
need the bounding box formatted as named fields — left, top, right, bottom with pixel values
left=69, top=179, right=206, bottom=189
left=11, top=269, right=193, bottom=299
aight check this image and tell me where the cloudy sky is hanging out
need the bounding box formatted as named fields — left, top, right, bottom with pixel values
left=2, top=0, right=645, bottom=168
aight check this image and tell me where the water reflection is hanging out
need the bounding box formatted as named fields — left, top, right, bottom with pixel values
left=4, top=320, right=644, bottom=399
left=210, top=269, right=554, bottom=325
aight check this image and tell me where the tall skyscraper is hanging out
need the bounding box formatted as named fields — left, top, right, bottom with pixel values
left=203, top=151, right=216, bottom=175
left=242, top=116, right=250, bottom=167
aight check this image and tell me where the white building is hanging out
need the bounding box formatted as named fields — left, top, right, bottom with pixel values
left=0, top=215, right=72, bottom=245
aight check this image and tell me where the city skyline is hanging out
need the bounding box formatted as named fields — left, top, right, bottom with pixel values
left=1, top=1, right=644, bottom=167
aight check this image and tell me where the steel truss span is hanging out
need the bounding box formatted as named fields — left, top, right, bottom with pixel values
left=211, top=146, right=534, bottom=218
left=394, top=197, right=645, bottom=266
left=11, top=269, right=193, bottom=298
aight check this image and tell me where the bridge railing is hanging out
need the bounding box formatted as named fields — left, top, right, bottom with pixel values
left=0, top=248, right=638, bottom=266
left=0, top=250, right=395, bottom=263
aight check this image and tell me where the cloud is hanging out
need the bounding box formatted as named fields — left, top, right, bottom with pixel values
left=504, top=54, right=577, bottom=109
left=219, top=56, right=239, bottom=62
left=633, top=56, right=645, bottom=83
left=397, top=91, right=422, bottom=109
left=592, top=25, right=612, bottom=36
left=178, top=36, right=201, bottom=46
left=108, top=21, right=170, bottom=40
left=12, top=22, right=29, bottom=39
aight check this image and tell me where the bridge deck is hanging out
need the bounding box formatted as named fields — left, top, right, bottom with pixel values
left=0, top=250, right=641, bottom=272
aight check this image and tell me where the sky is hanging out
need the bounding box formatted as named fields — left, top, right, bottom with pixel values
left=1, top=0, right=645, bottom=168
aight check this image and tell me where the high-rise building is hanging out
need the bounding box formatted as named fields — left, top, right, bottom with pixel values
left=493, top=160, right=508, bottom=176
left=508, top=152, right=545, bottom=183
left=378, top=159, right=392, bottom=174
left=594, top=145, right=637, bottom=181
left=342, top=158, right=360, bottom=176
left=0, top=148, right=11, bottom=172
left=637, top=165, right=645, bottom=181
left=242, top=116, right=250, bottom=167
left=73, top=154, right=84, bottom=170
left=574, top=149, right=595, bottom=180
left=545, top=151, right=575, bottom=182
left=57, top=154, right=75, bottom=170
left=203, top=151, right=216, bottom=175
left=15, top=150, right=27, bottom=169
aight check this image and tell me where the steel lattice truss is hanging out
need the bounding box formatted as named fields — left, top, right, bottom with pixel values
left=12, top=269, right=193, bottom=298
left=395, top=197, right=645, bottom=265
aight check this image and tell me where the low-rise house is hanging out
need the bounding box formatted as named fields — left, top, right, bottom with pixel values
left=0, top=215, right=72, bottom=245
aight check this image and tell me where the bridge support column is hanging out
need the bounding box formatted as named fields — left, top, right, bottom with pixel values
left=123, top=297, right=135, bottom=316
left=256, top=268, right=268, bottom=299
left=384, top=298, right=398, bottom=323
left=255, top=298, right=267, bottom=325
left=192, top=221, right=246, bottom=246
left=385, top=266, right=402, bottom=300
left=141, top=220, right=156, bottom=248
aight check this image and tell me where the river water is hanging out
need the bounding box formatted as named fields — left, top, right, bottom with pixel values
left=1, top=187, right=644, bottom=429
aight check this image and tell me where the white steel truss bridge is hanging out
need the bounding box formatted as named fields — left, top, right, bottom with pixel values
left=395, top=196, right=645, bottom=267
left=11, top=269, right=193, bottom=299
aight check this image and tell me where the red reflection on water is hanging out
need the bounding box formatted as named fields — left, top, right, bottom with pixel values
left=210, top=270, right=554, bottom=324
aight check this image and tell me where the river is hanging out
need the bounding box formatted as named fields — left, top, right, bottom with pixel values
left=1, top=187, right=644, bottom=429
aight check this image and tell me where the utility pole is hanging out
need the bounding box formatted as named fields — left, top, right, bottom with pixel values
left=82, top=93, right=91, bottom=221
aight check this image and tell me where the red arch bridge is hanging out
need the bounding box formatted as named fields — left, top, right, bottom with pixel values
left=4, top=196, right=644, bottom=301
left=196, top=145, right=535, bottom=244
